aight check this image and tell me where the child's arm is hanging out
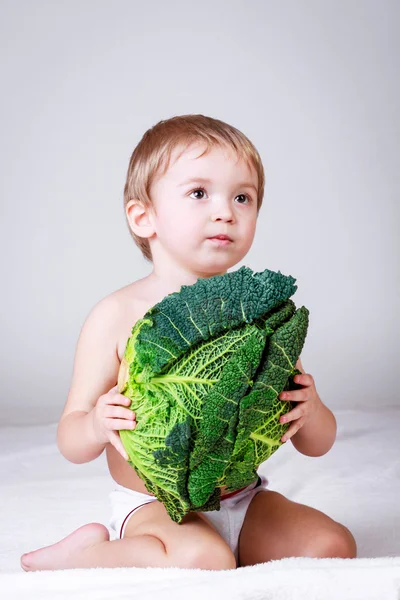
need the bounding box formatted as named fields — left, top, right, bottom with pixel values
left=57, top=296, right=134, bottom=464
left=279, top=357, right=337, bottom=457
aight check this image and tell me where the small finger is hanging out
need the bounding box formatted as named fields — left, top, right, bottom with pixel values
left=104, top=394, right=131, bottom=408
left=295, top=373, right=311, bottom=385
left=281, top=426, right=295, bottom=442
left=119, top=395, right=131, bottom=406
left=282, top=429, right=296, bottom=442
left=108, top=431, right=129, bottom=460
left=106, top=418, right=136, bottom=431
left=280, top=413, right=291, bottom=423
left=105, top=406, right=136, bottom=420
left=281, top=417, right=305, bottom=442
left=281, top=390, right=305, bottom=402
left=280, top=407, right=303, bottom=424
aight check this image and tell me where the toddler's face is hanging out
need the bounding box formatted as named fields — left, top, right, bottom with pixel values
left=149, top=142, right=259, bottom=274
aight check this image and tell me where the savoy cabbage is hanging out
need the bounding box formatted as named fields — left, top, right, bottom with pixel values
left=118, top=265, right=309, bottom=523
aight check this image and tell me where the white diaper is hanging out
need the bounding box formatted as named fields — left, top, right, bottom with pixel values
left=109, top=473, right=269, bottom=562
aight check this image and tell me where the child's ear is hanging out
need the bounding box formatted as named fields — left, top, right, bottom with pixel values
left=126, top=198, right=156, bottom=239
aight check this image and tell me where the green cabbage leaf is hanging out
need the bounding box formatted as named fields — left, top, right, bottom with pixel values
left=118, top=266, right=309, bottom=523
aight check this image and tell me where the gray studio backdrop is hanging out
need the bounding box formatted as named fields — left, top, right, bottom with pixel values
left=1, top=0, right=399, bottom=426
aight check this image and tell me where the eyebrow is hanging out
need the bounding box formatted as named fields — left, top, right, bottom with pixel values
left=178, top=177, right=258, bottom=193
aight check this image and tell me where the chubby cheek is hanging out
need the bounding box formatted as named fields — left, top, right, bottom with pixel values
left=241, top=229, right=256, bottom=252
left=158, top=212, right=200, bottom=249
left=237, top=219, right=257, bottom=249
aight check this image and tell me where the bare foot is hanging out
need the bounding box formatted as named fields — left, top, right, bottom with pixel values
left=20, top=523, right=109, bottom=571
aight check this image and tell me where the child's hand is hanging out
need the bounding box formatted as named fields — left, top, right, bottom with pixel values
left=92, top=384, right=136, bottom=460
left=278, top=373, right=322, bottom=443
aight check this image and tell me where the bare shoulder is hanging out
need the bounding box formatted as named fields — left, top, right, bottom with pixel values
left=83, top=277, right=158, bottom=363
left=59, top=277, right=155, bottom=421
left=112, top=277, right=162, bottom=361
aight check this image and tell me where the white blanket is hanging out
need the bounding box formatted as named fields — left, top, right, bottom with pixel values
left=1, top=407, right=400, bottom=599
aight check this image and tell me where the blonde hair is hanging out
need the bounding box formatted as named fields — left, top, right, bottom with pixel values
left=123, top=114, right=265, bottom=262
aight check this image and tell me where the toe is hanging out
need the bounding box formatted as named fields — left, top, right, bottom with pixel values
left=20, top=553, right=31, bottom=570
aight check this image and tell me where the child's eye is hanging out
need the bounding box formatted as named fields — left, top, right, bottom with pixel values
left=235, top=194, right=250, bottom=205
left=189, top=188, right=252, bottom=204
left=189, top=188, right=207, bottom=199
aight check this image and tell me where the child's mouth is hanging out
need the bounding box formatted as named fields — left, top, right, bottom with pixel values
left=207, top=237, right=233, bottom=246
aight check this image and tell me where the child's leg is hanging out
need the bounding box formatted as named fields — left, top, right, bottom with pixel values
left=21, top=523, right=170, bottom=570
left=21, top=505, right=237, bottom=571
left=238, top=490, right=357, bottom=567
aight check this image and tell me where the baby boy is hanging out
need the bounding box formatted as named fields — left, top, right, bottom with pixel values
left=21, top=114, right=356, bottom=571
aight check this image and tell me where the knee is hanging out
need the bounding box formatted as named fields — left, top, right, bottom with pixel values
left=312, top=524, right=357, bottom=559
left=337, top=524, right=357, bottom=558
left=184, top=543, right=237, bottom=571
